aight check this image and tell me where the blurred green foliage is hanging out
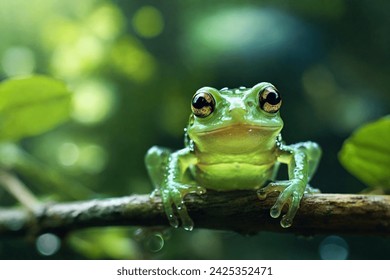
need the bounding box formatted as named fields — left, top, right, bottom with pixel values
left=0, top=0, right=389, bottom=260
left=0, top=76, right=71, bottom=141
left=339, top=116, right=390, bottom=191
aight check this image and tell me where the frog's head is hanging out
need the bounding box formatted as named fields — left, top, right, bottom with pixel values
left=187, top=82, right=284, bottom=154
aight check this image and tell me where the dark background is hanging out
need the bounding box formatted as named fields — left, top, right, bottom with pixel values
left=0, top=0, right=389, bottom=259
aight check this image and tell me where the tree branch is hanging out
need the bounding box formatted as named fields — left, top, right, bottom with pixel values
left=0, top=191, right=389, bottom=237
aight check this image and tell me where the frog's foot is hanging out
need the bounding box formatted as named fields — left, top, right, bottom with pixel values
left=160, top=184, right=206, bottom=231
left=257, top=179, right=306, bottom=228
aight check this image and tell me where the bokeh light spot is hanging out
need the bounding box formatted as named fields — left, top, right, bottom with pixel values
left=132, top=6, right=164, bottom=38
left=319, top=235, right=349, bottom=260
left=58, top=142, right=80, bottom=166
left=87, top=4, right=124, bottom=40
left=185, top=7, right=302, bottom=62
left=36, top=233, right=61, bottom=256
left=111, top=37, right=156, bottom=82
left=51, top=35, right=104, bottom=78
left=72, top=80, right=116, bottom=124
left=41, top=17, right=79, bottom=48
left=1, top=46, right=36, bottom=76
left=78, top=144, right=107, bottom=174
left=302, top=65, right=379, bottom=132
left=190, top=230, right=222, bottom=258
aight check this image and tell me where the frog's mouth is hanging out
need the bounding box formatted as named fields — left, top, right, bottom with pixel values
left=191, top=124, right=281, bottom=153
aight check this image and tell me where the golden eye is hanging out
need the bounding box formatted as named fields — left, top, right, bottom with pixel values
left=259, top=87, right=282, bottom=113
left=191, top=92, right=215, bottom=118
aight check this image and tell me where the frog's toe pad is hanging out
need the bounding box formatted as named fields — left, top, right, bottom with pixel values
left=175, top=202, right=194, bottom=231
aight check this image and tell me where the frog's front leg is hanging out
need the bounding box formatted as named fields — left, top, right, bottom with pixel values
left=258, top=141, right=321, bottom=228
left=145, top=146, right=205, bottom=231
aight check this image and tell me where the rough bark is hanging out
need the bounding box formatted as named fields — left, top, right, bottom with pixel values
left=0, top=191, right=389, bottom=237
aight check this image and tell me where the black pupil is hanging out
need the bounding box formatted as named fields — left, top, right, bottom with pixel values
left=266, top=91, right=280, bottom=105
left=192, top=95, right=210, bottom=109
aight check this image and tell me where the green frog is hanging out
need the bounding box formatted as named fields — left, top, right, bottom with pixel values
left=145, top=82, right=321, bottom=230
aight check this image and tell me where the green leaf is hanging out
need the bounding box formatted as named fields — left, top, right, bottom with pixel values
left=339, top=116, right=390, bottom=189
left=0, top=75, right=72, bottom=142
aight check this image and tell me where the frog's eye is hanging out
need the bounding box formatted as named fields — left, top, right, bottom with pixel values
left=191, top=92, right=215, bottom=118
left=259, top=87, right=282, bottom=113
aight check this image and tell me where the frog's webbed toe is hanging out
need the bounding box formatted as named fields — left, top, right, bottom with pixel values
left=161, top=184, right=206, bottom=231
left=257, top=180, right=306, bottom=228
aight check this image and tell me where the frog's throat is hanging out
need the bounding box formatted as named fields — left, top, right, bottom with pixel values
left=190, top=123, right=281, bottom=154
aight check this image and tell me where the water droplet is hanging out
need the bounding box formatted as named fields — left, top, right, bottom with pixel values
left=145, top=234, right=164, bottom=253
left=281, top=217, right=292, bottom=228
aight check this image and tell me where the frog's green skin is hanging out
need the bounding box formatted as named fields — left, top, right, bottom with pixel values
left=145, top=82, right=321, bottom=230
